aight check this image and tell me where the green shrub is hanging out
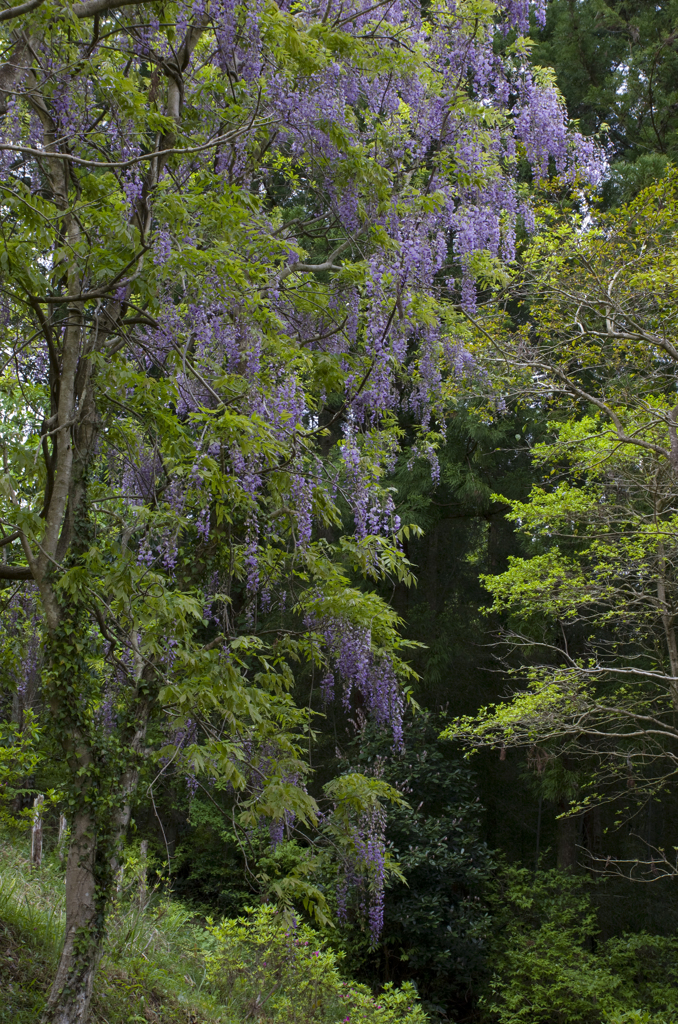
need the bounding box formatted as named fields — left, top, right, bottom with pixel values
left=482, top=868, right=678, bottom=1024
left=600, top=933, right=678, bottom=1023
left=605, top=1013, right=660, bottom=1024
left=206, top=904, right=427, bottom=1024
left=336, top=713, right=493, bottom=1015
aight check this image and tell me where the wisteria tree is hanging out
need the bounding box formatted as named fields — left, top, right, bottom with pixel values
left=0, top=0, right=598, bottom=1019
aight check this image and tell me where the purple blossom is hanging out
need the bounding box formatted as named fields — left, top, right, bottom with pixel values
left=313, top=616, right=404, bottom=746
left=337, top=802, right=388, bottom=943
left=290, top=473, right=313, bottom=547
left=196, top=506, right=211, bottom=543
left=153, top=229, right=172, bottom=265
left=0, top=0, right=607, bottom=935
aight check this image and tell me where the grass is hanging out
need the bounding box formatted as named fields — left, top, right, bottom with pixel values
left=0, top=834, right=227, bottom=1024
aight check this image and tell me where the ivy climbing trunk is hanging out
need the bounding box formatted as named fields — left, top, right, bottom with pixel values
left=38, top=614, right=105, bottom=1024
left=42, top=812, right=105, bottom=1024
left=39, top=612, right=155, bottom=1024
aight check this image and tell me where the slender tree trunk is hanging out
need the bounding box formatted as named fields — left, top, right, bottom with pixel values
left=32, top=794, right=44, bottom=869
left=583, top=805, right=603, bottom=871
left=534, top=794, right=542, bottom=872
left=657, top=542, right=678, bottom=711
left=556, top=798, right=577, bottom=870
left=11, top=661, right=41, bottom=729
left=42, top=812, right=106, bottom=1024
left=427, top=521, right=439, bottom=616
left=139, top=840, right=149, bottom=909
left=58, top=815, right=68, bottom=865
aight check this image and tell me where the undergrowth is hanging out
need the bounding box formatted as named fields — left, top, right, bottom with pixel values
left=0, top=832, right=428, bottom=1024
left=0, top=834, right=227, bottom=1024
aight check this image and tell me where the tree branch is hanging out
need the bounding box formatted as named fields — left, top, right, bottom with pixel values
left=0, top=121, right=272, bottom=169
left=0, top=563, right=33, bottom=579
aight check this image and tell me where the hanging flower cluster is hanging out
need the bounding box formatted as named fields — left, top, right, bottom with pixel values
left=315, top=617, right=405, bottom=748
left=336, top=802, right=389, bottom=945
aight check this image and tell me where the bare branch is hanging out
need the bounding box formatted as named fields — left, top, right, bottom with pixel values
left=0, top=120, right=274, bottom=169
left=0, top=0, right=44, bottom=24
left=0, top=563, right=33, bottom=579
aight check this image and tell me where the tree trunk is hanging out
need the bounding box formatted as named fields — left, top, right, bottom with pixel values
left=39, top=615, right=154, bottom=1020
left=41, top=813, right=106, bottom=1024
left=427, top=520, right=439, bottom=616
left=138, top=840, right=149, bottom=909
left=31, top=794, right=44, bottom=869
left=58, top=815, right=68, bottom=865
left=582, top=805, right=603, bottom=867
left=11, top=659, right=41, bottom=729
left=556, top=798, right=578, bottom=870
left=656, top=542, right=678, bottom=711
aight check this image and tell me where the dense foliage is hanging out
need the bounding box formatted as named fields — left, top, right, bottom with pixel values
left=207, top=903, right=427, bottom=1024
left=483, top=868, right=678, bottom=1024
left=3, top=0, right=678, bottom=1022
left=531, top=0, right=678, bottom=202
left=336, top=714, right=493, bottom=1014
